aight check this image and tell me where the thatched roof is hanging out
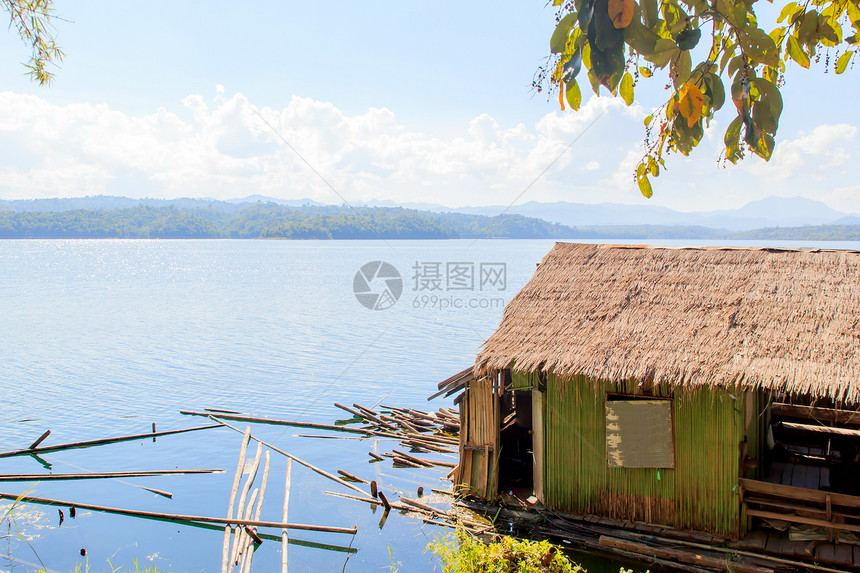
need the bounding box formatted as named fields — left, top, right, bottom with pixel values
left=476, top=243, right=860, bottom=403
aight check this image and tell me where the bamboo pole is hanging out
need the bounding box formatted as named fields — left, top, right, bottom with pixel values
left=242, top=451, right=270, bottom=573
left=282, top=458, right=292, bottom=573
left=337, top=470, right=369, bottom=485
left=211, top=416, right=373, bottom=499
left=0, top=469, right=223, bottom=481
left=222, top=427, right=251, bottom=573
left=0, top=424, right=222, bottom=459
left=233, top=488, right=259, bottom=568
left=182, top=410, right=373, bottom=435
left=598, top=535, right=773, bottom=573
left=28, top=430, right=51, bottom=450
left=230, top=443, right=263, bottom=566
left=0, top=492, right=356, bottom=533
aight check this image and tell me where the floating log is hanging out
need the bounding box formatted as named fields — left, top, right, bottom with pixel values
left=29, top=430, right=51, bottom=450
left=392, top=449, right=456, bottom=469
left=0, top=469, right=223, bottom=482
left=352, top=404, right=396, bottom=431
left=598, top=535, right=773, bottom=573
left=337, top=470, right=369, bottom=485
left=223, top=427, right=251, bottom=573
left=182, top=410, right=374, bottom=435
left=333, top=403, right=365, bottom=420
left=368, top=452, right=384, bottom=462
left=324, top=491, right=407, bottom=512
left=377, top=491, right=392, bottom=511
left=0, top=424, right=222, bottom=459
left=400, top=497, right=449, bottom=517
left=0, top=492, right=357, bottom=534
left=212, top=416, right=374, bottom=499
left=391, top=449, right=435, bottom=468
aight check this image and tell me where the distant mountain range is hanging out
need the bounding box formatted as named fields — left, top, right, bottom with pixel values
left=362, top=196, right=860, bottom=232
left=2, top=194, right=860, bottom=240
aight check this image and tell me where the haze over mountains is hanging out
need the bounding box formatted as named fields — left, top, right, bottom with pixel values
left=362, top=196, right=860, bottom=232
left=1, top=195, right=858, bottom=234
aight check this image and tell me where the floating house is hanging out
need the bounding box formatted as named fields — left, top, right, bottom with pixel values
left=456, top=243, right=860, bottom=542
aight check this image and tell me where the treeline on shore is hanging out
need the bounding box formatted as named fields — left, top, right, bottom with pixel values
left=2, top=202, right=860, bottom=241
left=0, top=203, right=586, bottom=240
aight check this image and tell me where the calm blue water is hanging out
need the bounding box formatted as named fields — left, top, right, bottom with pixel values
left=1, top=238, right=858, bottom=573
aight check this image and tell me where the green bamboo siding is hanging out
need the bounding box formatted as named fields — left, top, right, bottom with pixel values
left=533, top=371, right=761, bottom=538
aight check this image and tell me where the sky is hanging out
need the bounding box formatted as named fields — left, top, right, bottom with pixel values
left=0, top=1, right=858, bottom=213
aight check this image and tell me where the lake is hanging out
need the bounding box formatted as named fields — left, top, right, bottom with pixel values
left=2, top=238, right=858, bottom=573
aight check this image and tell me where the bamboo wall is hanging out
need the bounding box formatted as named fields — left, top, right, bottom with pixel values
left=537, top=372, right=757, bottom=538
left=457, top=375, right=500, bottom=498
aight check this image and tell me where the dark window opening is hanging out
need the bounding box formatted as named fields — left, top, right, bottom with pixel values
left=498, top=389, right=533, bottom=495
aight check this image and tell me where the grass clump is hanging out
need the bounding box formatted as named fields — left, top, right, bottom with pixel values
left=427, top=529, right=583, bottom=573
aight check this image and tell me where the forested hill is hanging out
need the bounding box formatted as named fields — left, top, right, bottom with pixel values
left=0, top=203, right=589, bottom=239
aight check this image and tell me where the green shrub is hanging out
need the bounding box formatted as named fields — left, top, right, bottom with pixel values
left=427, top=529, right=583, bottom=573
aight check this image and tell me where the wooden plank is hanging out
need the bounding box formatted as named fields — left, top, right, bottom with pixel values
left=532, top=388, right=544, bottom=501
left=765, top=461, right=784, bottom=483
left=743, top=496, right=858, bottom=521
left=790, top=463, right=807, bottom=488
left=745, top=509, right=860, bottom=533
left=815, top=543, right=836, bottom=564
left=832, top=543, right=853, bottom=567
left=734, top=530, right=768, bottom=551
left=779, top=422, right=860, bottom=439
left=772, top=403, right=860, bottom=426
left=740, top=478, right=860, bottom=510
left=779, top=462, right=792, bottom=486
left=803, top=464, right=821, bottom=491
left=598, top=535, right=774, bottom=573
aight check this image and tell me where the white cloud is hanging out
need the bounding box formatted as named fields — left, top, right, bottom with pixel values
left=0, top=89, right=857, bottom=212
left=744, top=124, right=857, bottom=180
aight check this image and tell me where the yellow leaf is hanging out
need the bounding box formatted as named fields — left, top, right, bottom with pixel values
left=559, top=86, right=565, bottom=111
left=608, top=0, right=635, bottom=29
left=677, top=83, right=704, bottom=128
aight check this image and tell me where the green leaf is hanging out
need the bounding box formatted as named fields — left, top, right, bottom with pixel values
left=751, top=78, right=783, bottom=134
left=562, top=49, right=583, bottom=82
left=724, top=115, right=743, bottom=164
left=624, top=20, right=660, bottom=54
left=672, top=49, right=692, bottom=88
left=787, top=35, right=810, bottom=68
left=739, top=27, right=779, bottom=68
left=836, top=50, right=853, bottom=74
left=644, top=114, right=654, bottom=126
left=676, top=28, right=701, bottom=51
left=661, top=0, right=687, bottom=35
left=646, top=38, right=679, bottom=67
left=642, top=0, right=659, bottom=28
left=591, top=0, right=625, bottom=51
left=777, top=2, right=799, bottom=23
left=565, top=79, right=583, bottom=110
left=620, top=72, right=634, bottom=105
left=754, top=132, right=775, bottom=161
left=551, top=12, right=579, bottom=53
left=578, top=0, right=595, bottom=32
left=797, top=11, right=819, bottom=46
left=819, top=21, right=840, bottom=47
left=636, top=163, right=653, bottom=198
left=708, top=74, right=726, bottom=111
